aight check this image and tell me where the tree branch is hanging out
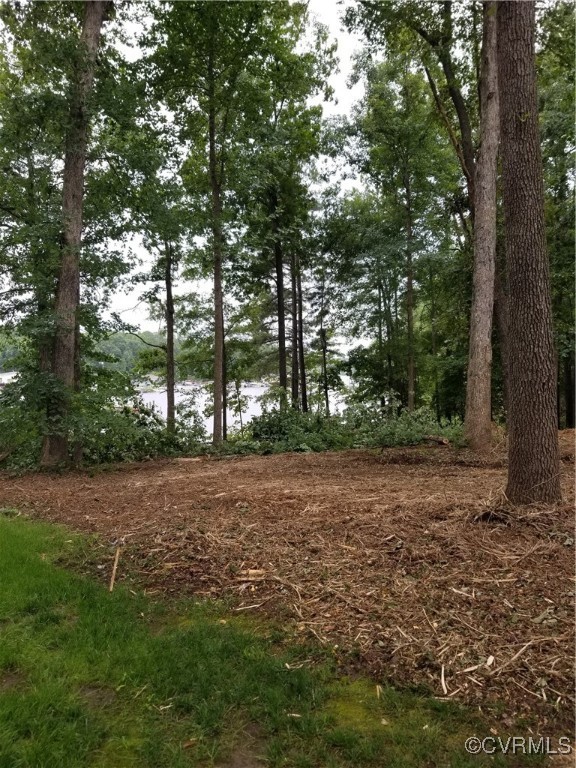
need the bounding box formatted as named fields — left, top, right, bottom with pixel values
left=119, top=330, right=167, bottom=352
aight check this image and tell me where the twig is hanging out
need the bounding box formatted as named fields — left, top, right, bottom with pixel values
left=441, top=664, right=448, bottom=694
left=494, top=640, right=535, bottom=677
left=109, top=546, right=121, bottom=592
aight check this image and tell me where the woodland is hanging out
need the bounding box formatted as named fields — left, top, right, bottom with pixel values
left=0, top=0, right=573, bottom=506
left=0, top=1, right=574, bottom=760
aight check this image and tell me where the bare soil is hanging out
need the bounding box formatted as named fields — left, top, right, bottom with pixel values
left=1, top=432, right=574, bottom=734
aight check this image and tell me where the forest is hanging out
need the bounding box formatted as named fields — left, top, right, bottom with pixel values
left=0, top=1, right=574, bottom=764
left=0, top=0, right=572, bottom=495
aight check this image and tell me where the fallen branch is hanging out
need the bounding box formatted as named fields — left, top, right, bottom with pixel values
left=109, top=546, right=121, bottom=592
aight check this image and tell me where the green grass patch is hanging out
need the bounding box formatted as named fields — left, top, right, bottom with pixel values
left=0, top=515, right=545, bottom=767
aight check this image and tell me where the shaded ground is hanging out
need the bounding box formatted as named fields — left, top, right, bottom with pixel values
left=0, top=432, right=574, bottom=737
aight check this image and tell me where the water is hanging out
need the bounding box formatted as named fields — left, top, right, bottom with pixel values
left=141, top=382, right=268, bottom=436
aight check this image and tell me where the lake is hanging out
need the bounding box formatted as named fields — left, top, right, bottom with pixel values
left=141, top=382, right=269, bottom=436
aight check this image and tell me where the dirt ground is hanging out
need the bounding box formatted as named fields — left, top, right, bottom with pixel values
left=0, top=432, right=574, bottom=735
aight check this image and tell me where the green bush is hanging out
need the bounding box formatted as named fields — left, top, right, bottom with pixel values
left=0, top=369, right=208, bottom=468
left=243, top=405, right=463, bottom=455
left=365, top=407, right=464, bottom=448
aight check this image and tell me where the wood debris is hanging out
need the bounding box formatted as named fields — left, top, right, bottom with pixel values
left=0, top=432, right=573, bottom=735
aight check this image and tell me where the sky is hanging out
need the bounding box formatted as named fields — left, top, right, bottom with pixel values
left=107, top=0, right=366, bottom=333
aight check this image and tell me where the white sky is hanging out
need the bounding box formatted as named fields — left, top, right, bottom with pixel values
left=107, top=0, right=365, bottom=332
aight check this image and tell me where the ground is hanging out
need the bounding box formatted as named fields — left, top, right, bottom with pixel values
left=0, top=432, right=573, bottom=739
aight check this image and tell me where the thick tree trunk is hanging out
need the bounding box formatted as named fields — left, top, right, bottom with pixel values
left=497, top=1, right=561, bottom=503
left=40, top=0, right=110, bottom=467
left=290, top=251, right=299, bottom=408
left=464, top=2, right=499, bottom=451
left=296, top=261, right=308, bottom=412
left=165, top=242, right=175, bottom=435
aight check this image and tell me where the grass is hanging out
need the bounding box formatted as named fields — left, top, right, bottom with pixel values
left=0, top=510, right=547, bottom=768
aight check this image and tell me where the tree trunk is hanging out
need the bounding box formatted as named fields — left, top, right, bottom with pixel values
left=40, top=0, right=111, bottom=467
left=296, top=260, right=308, bottom=412
left=464, top=1, right=499, bottom=451
left=377, top=281, right=386, bottom=412
left=165, top=242, right=176, bottom=435
left=428, top=264, right=441, bottom=423
left=320, top=327, right=330, bottom=416
left=71, top=316, right=83, bottom=465
left=497, top=0, right=561, bottom=503
left=417, top=2, right=477, bottom=216
left=493, top=235, right=510, bottom=414
left=438, top=48, right=476, bottom=214
left=208, top=59, right=224, bottom=446
left=290, top=251, right=299, bottom=408
left=404, top=175, right=415, bottom=412
left=271, top=199, right=287, bottom=402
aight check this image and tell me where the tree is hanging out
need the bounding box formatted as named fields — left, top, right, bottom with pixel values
left=345, top=1, right=500, bottom=448
left=40, top=0, right=112, bottom=466
left=497, top=1, right=561, bottom=503
left=538, top=1, right=575, bottom=429
left=148, top=2, right=263, bottom=443
left=229, top=8, right=334, bottom=410
left=464, top=1, right=499, bottom=451
left=148, top=1, right=323, bottom=442
left=336, top=56, right=459, bottom=412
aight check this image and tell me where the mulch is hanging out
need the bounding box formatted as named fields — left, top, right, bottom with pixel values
left=0, top=430, right=574, bottom=734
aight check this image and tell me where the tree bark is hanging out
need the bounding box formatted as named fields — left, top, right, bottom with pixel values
left=165, top=242, right=175, bottom=435
left=464, top=1, right=499, bottom=451
left=40, top=0, right=111, bottom=467
left=497, top=0, right=561, bottom=503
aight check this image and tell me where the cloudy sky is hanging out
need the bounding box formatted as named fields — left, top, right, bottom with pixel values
left=108, top=1, right=365, bottom=332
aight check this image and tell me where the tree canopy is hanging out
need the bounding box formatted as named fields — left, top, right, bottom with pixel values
left=0, top=0, right=572, bottom=501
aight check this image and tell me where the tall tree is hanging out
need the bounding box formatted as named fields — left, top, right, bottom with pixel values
left=147, top=2, right=325, bottom=440
left=148, top=2, right=267, bottom=443
left=346, top=1, right=501, bottom=447
left=497, top=1, right=561, bottom=503
left=41, top=0, right=112, bottom=466
left=538, top=1, right=575, bottom=430
left=346, top=58, right=458, bottom=410
left=464, top=1, right=499, bottom=451
left=231, top=9, right=333, bottom=407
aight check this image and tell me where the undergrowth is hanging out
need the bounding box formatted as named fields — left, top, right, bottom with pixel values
left=219, top=406, right=464, bottom=457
